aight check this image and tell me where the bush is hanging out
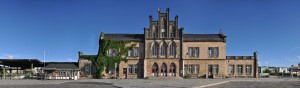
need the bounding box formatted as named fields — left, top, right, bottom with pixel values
left=184, top=74, right=191, bottom=79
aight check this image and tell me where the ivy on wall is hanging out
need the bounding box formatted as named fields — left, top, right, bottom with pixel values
left=92, top=38, right=136, bottom=78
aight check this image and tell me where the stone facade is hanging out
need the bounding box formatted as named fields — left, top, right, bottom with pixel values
left=78, top=52, right=97, bottom=78
left=78, top=8, right=258, bottom=79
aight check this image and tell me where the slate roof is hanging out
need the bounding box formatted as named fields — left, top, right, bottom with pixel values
left=183, top=34, right=225, bottom=42
left=104, top=34, right=144, bottom=41
left=44, top=62, right=79, bottom=70
left=103, top=34, right=225, bottom=42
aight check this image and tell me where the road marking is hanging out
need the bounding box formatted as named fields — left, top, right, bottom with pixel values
left=194, top=81, right=231, bottom=88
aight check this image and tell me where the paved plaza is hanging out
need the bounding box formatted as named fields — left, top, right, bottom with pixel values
left=0, top=78, right=299, bottom=88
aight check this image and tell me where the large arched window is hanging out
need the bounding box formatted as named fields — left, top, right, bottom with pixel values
left=161, top=42, right=167, bottom=56
left=152, top=42, right=159, bottom=56
left=170, top=42, right=176, bottom=56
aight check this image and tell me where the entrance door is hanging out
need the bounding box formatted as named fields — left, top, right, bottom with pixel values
left=123, top=68, right=127, bottom=79
left=208, top=65, right=213, bottom=78
left=152, top=63, right=159, bottom=77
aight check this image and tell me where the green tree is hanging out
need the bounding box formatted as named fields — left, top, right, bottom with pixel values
left=263, top=69, right=271, bottom=73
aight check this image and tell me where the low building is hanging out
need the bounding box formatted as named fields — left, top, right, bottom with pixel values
left=276, top=67, right=290, bottom=74
left=44, top=62, right=80, bottom=80
left=290, top=64, right=300, bottom=76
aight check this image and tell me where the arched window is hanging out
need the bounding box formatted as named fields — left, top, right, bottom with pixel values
left=161, top=42, right=167, bottom=56
left=170, top=42, right=176, bottom=56
left=152, top=42, right=158, bottom=56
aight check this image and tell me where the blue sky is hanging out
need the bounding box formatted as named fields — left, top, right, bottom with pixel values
left=0, top=0, right=300, bottom=67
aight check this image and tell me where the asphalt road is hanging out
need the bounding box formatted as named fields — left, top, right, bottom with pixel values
left=210, top=81, right=300, bottom=88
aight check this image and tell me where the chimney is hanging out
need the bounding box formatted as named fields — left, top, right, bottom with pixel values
left=78, top=51, right=83, bottom=57
left=100, top=32, right=104, bottom=40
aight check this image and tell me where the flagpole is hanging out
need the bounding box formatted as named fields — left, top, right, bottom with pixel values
left=43, top=50, right=45, bottom=73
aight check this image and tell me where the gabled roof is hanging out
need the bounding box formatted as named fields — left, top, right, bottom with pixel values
left=44, top=62, right=78, bottom=70
left=104, top=34, right=144, bottom=41
left=183, top=34, right=225, bottom=42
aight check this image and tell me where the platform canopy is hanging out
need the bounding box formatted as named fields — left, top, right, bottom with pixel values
left=0, top=59, right=43, bottom=69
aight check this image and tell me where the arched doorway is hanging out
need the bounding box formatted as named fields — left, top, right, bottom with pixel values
left=161, top=63, right=167, bottom=77
left=152, top=63, right=159, bottom=77
left=170, top=63, right=176, bottom=76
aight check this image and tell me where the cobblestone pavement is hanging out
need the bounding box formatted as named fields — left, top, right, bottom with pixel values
left=0, top=78, right=299, bottom=88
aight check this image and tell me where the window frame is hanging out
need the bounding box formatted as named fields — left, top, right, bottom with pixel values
left=170, top=43, right=176, bottom=56
left=246, top=65, right=252, bottom=74
left=213, top=64, right=219, bottom=75
left=237, top=65, right=243, bottom=75
left=133, top=47, right=139, bottom=57
left=128, top=65, right=133, bottom=74
left=229, top=65, right=235, bottom=74
left=194, top=47, right=199, bottom=58
left=128, top=49, right=132, bottom=57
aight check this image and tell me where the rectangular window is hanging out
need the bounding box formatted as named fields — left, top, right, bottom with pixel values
left=237, top=65, right=243, bottom=74
left=84, top=65, right=90, bottom=75
left=194, top=47, right=199, bottom=57
left=188, top=47, right=199, bottom=58
left=170, top=32, right=174, bottom=38
left=184, top=65, right=188, bottom=74
left=213, top=65, right=219, bottom=75
left=128, top=65, right=133, bottom=74
left=162, top=30, right=166, bottom=38
left=133, top=47, right=138, bottom=57
left=153, top=33, right=156, bottom=38
left=208, top=47, right=219, bottom=58
left=188, top=65, right=192, bottom=74
left=134, top=65, right=138, bottom=74
left=188, top=47, right=193, bottom=57
left=208, top=48, right=212, bottom=57
left=229, top=65, right=234, bottom=74
left=213, top=47, right=219, bottom=57
left=194, top=64, right=199, bottom=74
left=128, top=49, right=132, bottom=57
left=246, top=65, right=252, bottom=74
left=109, top=48, right=114, bottom=57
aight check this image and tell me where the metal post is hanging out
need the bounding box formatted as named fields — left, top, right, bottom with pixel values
left=31, top=62, right=33, bottom=78
left=3, top=66, right=5, bottom=79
